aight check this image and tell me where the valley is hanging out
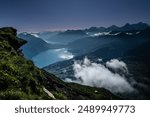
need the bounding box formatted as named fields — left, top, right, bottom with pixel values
left=18, top=22, right=150, bottom=99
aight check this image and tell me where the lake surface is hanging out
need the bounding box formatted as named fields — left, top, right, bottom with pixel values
left=32, top=48, right=74, bottom=68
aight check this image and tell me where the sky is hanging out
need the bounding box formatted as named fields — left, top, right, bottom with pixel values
left=0, top=0, right=150, bottom=32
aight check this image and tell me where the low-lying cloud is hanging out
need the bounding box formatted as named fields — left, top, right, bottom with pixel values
left=106, top=59, right=128, bottom=73
left=65, top=57, right=134, bottom=94
left=55, top=48, right=74, bottom=60
left=59, top=50, right=74, bottom=60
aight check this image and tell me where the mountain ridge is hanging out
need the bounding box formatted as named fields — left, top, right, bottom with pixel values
left=85, top=22, right=149, bottom=33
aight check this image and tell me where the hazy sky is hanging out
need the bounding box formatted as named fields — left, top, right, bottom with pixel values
left=0, top=0, right=150, bottom=32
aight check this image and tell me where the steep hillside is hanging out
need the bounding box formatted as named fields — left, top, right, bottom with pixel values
left=0, top=27, right=117, bottom=100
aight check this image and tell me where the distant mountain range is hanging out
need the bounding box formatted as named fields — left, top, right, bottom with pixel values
left=19, top=22, right=150, bottom=57
left=20, top=22, right=149, bottom=43
left=45, top=30, right=88, bottom=44
left=19, top=22, right=150, bottom=61
left=85, top=22, right=149, bottom=33
left=19, top=22, right=150, bottom=66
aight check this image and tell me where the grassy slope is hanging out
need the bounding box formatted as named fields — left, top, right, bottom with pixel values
left=0, top=27, right=118, bottom=100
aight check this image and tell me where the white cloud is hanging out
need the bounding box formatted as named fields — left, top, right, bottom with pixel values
left=66, top=57, right=134, bottom=94
left=30, top=33, right=39, bottom=38
left=60, top=50, right=74, bottom=60
left=98, top=58, right=103, bottom=62
left=91, top=32, right=121, bottom=37
left=60, top=53, right=74, bottom=60
left=92, top=32, right=111, bottom=37
left=55, top=48, right=74, bottom=60
left=106, top=59, right=128, bottom=73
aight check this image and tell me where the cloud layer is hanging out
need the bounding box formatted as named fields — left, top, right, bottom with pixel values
left=106, top=59, right=128, bottom=73
left=65, top=57, right=134, bottom=94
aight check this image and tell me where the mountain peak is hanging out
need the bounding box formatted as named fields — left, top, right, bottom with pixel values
left=107, top=25, right=119, bottom=30
left=123, top=23, right=131, bottom=27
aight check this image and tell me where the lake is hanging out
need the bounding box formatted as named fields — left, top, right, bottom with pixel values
left=32, top=48, right=74, bottom=68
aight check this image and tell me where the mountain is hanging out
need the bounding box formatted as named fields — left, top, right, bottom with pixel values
left=18, top=33, right=52, bottom=59
left=119, top=22, right=149, bottom=31
left=45, top=30, right=88, bottom=44
left=67, top=35, right=115, bottom=56
left=85, top=27, right=106, bottom=33
left=36, top=31, right=59, bottom=41
left=85, top=22, right=149, bottom=33
left=107, top=25, right=119, bottom=31
left=138, top=27, right=150, bottom=37
left=0, top=27, right=117, bottom=99
left=68, top=26, right=150, bottom=56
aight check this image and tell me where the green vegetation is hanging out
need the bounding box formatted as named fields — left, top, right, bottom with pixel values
left=0, top=27, right=118, bottom=100
left=0, top=27, right=49, bottom=99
